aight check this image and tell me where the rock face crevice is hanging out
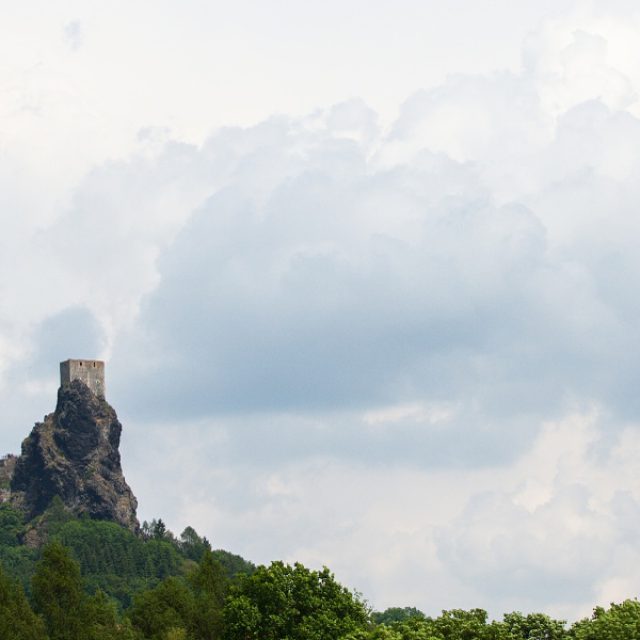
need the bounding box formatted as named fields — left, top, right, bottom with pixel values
left=8, top=380, right=139, bottom=532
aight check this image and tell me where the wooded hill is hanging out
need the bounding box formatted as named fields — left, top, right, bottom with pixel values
left=1, top=500, right=640, bottom=639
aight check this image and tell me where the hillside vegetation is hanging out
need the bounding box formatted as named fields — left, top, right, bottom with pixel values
left=2, top=502, right=640, bottom=639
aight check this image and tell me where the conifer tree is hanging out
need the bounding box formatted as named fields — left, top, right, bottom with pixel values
left=0, top=564, right=47, bottom=640
left=190, top=550, right=228, bottom=639
left=32, top=540, right=86, bottom=640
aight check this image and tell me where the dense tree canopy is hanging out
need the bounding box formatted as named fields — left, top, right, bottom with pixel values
left=222, top=560, right=369, bottom=640
left=570, top=600, right=640, bottom=640
left=0, top=564, right=46, bottom=640
left=0, top=500, right=254, bottom=608
left=3, top=511, right=640, bottom=639
left=371, top=607, right=426, bottom=625
left=32, top=541, right=87, bottom=640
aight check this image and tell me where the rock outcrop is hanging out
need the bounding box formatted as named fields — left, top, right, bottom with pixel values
left=6, top=380, right=138, bottom=532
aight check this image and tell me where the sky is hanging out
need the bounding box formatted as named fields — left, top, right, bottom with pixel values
left=2, top=0, right=640, bottom=621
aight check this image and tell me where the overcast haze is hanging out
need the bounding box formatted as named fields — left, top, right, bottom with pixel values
left=3, top=0, right=640, bottom=621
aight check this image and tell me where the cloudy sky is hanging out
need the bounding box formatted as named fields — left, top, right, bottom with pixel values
left=3, top=0, right=640, bottom=621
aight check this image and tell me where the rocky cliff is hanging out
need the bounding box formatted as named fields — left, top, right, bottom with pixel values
left=5, top=380, right=138, bottom=532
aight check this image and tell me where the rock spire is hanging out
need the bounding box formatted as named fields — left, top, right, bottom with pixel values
left=2, top=364, right=139, bottom=533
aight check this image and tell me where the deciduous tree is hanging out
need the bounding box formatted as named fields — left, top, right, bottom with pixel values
left=223, top=561, right=368, bottom=640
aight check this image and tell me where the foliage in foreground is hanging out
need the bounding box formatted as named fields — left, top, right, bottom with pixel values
left=4, top=538, right=640, bottom=640
left=3, top=508, right=640, bottom=639
left=223, top=561, right=369, bottom=640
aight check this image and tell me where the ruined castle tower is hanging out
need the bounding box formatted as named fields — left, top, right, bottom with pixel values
left=60, top=359, right=105, bottom=398
left=4, top=358, right=139, bottom=533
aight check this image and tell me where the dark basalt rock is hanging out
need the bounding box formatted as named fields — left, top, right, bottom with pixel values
left=8, top=380, right=138, bottom=532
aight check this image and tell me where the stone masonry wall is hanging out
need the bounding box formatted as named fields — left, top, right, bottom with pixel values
left=60, top=359, right=105, bottom=398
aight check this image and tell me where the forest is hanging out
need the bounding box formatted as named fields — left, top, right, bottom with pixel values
left=1, top=501, right=640, bottom=640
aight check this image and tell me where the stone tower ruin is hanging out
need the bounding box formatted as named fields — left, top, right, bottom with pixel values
left=60, top=359, right=105, bottom=398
